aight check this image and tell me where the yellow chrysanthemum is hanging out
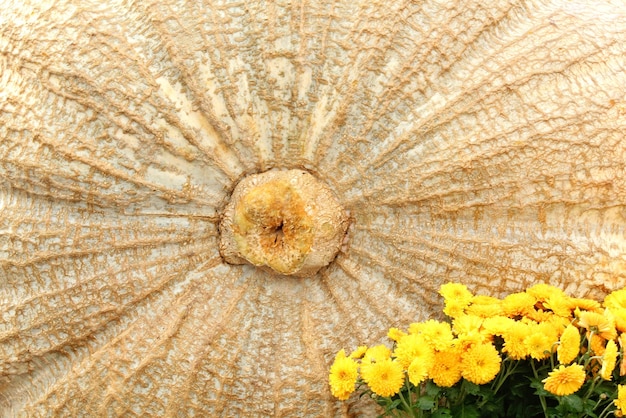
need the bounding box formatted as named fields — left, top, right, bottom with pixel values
left=410, top=320, right=454, bottom=351
left=600, top=339, right=618, bottom=380
left=543, top=314, right=571, bottom=337
left=453, top=315, right=490, bottom=349
left=543, top=294, right=574, bottom=318
left=502, top=321, right=532, bottom=360
left=363, top=344, right=391, bottom=363
left=536, top=321, right=560, bottom=348
left=619, top=334, right=626, bottom=377
left=615, top=385, right=626, bottom=414
left=360, top=358, right=404, bottom=397
left=605, top=289, right=626, bottom=332
left=394, top=333, right=435, bottom=370
left=502, top=292, right=536, bottom=318
left=542, top=364, right=586, bottom=396
left=440, top=283, right=473, bottom=318
left=452, top=314, right=483, bottom=336
left=557, top=325, right=581, bottom=365
left=608, top=307, right=626, bottom=333
left=525, top=308, right=555, bottom=323
left=439, top=282, right=473, bottom=306
left=443, top=299, right=467, bottom=318
left=590, top=333, right=607, bottom=357
left=408, top=356, right=430, bottom=386
left=329, top=350, right=359, bottom=400
left=524, top=331, right=553, bottom=360
left=604, top=288, right=626, bottom=310
left=577, top=309, right=617, bottom=341
left=526, top=283, right=566, bottom=302
left=428, top=347, right=462, bottom=387
left=461, top=343, right=502, bottom=385
left=569, top=297, right=602, bottom=313
left=465, top=295, right=502, bottom=318
left=350, top=345, right=368, bottom=359
left=387, top=327, right=407, bottom=343
left=482, top=316, right=515, bottom=338
left=456, top=330, right=489, bottom=351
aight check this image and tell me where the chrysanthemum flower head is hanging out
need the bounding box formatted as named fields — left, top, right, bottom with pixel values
left=453, top=315, right=490, bottom=350
left=502, top=292, right=536, bottom=318
left=523, top=330, right=553, bottom=361
left=428, top=346, right=462, bottom=387
left=608, top=307, right=626, bottom=333
left=557, top=324, right=581, bottom=365
left=393, top=333, right=435, bottom=370
left=604, top=288, right=626, bottom=310
left=482, top=316, right=515, bottom=338
left=525, top=283, right=565, bottom=304
left=615, top=385, right=626, bottom=414
left=600, top=339, right=618, bottom=380
left=408, top=357, right=430, bottom=386
left=350, top=345, right=368, bottom=359
left=360, top=358, right=404, bottom=398
left=535, top=320, right=560, bottom=347
left=387, top=327, right=407, bottom=343
left=461, top=342, right=502, bottom=385
left=589, top=333, right=607, bottom=356
left=569, top=297, right=602, bottom=313
left=363, top=344, right=391, bottom=363
left=619, top=334, right=626, bottom=377
left=465, top=295, right=502, bottom=318
left=452, top=314, right=483, bottom=336
left=443, top=299, right=467, bottom=319
left=543, top=293, right=574, bottom=318
left=577, top=309, right=617, bottom=341
left=439, top=282, right=473, bottom=305
left=543, top=314, right=571, bottom=337
left=410, top=319, right=454, bottom=351
left=439, top=283, right=473, bottom=317
left=329, top=349, right=359, bottom=400
left=542, top=364, right=586, bottom=396
left=502, top=321, right=532, bottom=360
left=457, top=330, right=490, bottom=351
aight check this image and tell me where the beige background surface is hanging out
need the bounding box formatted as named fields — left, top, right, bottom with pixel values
left=1, top=0, right=626, bottom=416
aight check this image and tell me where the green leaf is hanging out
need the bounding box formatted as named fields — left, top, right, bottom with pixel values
left=554, top=395, right=583, bottom=415
left=529, top=379, right=551, bottom=397
left=463, top=381, right=481, bottom=396
left=416, top=395, right=435, bottom=411
left=425, top=380, right=442, bottom=397
left=451, top=404, right=480, bottom=418
left=431, top=409, right=452, bottom=418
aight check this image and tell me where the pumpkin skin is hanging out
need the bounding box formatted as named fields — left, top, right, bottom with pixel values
left=1, top=0, right=626, bottom=416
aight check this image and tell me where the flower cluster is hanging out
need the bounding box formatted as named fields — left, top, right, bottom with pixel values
left=329, top=283, right=626, bottom=417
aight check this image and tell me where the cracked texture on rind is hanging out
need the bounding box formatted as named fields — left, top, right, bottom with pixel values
left=1, top=0, right=626, bottom=416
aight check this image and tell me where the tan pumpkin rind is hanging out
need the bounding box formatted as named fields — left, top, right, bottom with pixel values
left=1, top=0, right=626, bottom=416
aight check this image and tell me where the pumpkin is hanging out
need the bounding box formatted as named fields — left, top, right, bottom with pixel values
left=1, top=0, right=626, bottom=416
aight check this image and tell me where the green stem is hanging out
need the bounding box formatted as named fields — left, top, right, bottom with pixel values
left=397, top=385, right=418, bottom=418
left=491, top=358, right=520, bottom=395
left=596, top=399, right=614, bottom=418
left=582, top=375, right=601, bottom=401
left=530, top=360, right=549, bottom=418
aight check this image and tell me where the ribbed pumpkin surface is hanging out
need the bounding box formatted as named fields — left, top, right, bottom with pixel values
left=1, top=0, right=626, bottom=416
